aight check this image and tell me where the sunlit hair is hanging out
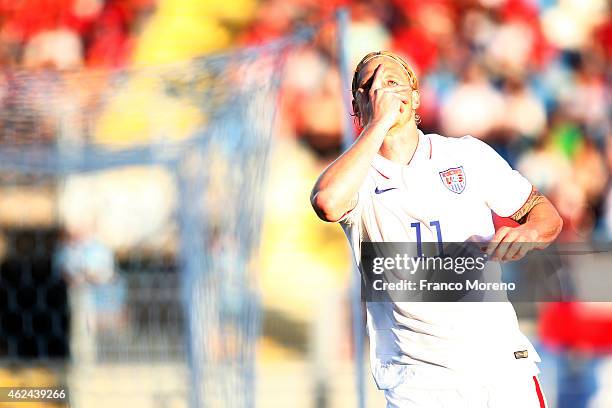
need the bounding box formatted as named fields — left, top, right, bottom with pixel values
left=351, top=51, right=420, bottom=126
left=351, top=51, right=419, bottom=99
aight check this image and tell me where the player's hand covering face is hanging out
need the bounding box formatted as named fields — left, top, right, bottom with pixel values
left=353, top=60, right=418, bottom=129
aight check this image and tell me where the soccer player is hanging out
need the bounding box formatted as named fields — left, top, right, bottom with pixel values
left=310, top=51, right=563, bottom=407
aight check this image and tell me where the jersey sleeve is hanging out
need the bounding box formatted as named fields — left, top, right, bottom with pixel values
left=337, top=173, right=373, bottom=225
left=463, top=136, right=533, bottom=217
left=336, top=194, right=361, bottom=225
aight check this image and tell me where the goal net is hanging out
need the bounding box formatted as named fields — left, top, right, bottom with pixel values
left=0, top=38, right=297, bottom=407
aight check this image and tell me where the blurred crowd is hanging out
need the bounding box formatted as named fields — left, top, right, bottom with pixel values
left=0, top=0, right=610, bottom=238
left=0, top=0, right=155, bottom=69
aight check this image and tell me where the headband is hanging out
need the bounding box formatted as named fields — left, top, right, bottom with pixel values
left=359, top=54, right=412, bottom=78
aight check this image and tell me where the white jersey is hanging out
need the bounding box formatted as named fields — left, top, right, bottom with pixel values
left=340, top=130, right=540, bottom=390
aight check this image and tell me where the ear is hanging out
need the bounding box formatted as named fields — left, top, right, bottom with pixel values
left=411, top=89, right=420, bottom=109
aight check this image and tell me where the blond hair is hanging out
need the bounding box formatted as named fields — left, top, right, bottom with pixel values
left=351, top=51, right=419, bottom=99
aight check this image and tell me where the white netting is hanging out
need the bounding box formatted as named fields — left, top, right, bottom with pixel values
left=0, top=36, right=303, bottom=408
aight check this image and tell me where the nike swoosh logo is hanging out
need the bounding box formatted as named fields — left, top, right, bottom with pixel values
left=374, top=187, right=397, bottom=194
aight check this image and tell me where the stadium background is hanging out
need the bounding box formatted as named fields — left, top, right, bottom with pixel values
left=0, top=0, right=610, bottom=407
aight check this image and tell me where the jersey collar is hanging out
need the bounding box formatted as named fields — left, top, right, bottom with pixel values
left=372, top=129, right=431, bottom=179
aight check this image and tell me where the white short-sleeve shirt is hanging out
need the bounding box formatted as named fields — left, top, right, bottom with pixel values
left=340, top=130, right=539, bottom=390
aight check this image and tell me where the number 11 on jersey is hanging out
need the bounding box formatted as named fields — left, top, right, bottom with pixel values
left=410, top=220, right=443, bottom=256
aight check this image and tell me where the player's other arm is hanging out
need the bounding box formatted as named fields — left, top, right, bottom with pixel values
left=488, top=189, right=563, bottom=261
left=465, top=136, right=563, bottom=261
left=311, top=65, right=408, bottom=222
left=511, top=188, right=563, bottom=243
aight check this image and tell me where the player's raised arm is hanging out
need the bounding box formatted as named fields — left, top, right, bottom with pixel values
left=310, top=65, right=410, bottom=222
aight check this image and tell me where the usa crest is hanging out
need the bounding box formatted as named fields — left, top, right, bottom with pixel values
left=439, top=166, right=466, bottom=194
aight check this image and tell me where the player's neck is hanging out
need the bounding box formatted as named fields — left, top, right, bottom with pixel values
left=379, top=121, right=419, bottom=165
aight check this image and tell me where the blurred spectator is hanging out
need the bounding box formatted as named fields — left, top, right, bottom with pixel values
left=502, top=77, right=547, bottom=140
left=284, top=48, right=344, bottom=156
left=55, top=229, right=115, bottom=287
left=23, top=28, right=83, bottom=69
left=85, top=0, right=138, bottom=68
left=0, top=0, right=154, bottom=68
left=54, top=224, right=126, bottom=363
left=346, top=1, right=391, bottom=68
left=517, top=136, right=573, bottom=195
left=440, top=61, right=506, bottom=139
left=54, top=223, right=126, bottom=328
